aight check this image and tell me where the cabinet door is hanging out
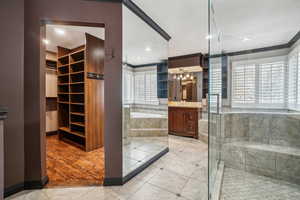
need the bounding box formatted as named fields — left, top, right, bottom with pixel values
left=184, top=110, right=197, bottom=136
left=169, top=108, right=185, bottom=133
left=173, top=109, right=185, bottom=133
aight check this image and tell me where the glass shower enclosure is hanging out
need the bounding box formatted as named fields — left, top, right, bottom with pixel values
left=208, top=0, right=300, bottom=199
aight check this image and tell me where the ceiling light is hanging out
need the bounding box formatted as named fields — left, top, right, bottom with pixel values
left=145, top=47, right=152, bottom=52
left=54, top=28, right=65, bottom=35
left=206, top=35, right=212, bottom=40
left=43, top=39, right=50, bottom=45
left=243, top=37, right=251, bottom=42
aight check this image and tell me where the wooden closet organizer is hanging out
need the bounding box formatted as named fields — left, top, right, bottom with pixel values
left=57, top=33, right=104, bottom=152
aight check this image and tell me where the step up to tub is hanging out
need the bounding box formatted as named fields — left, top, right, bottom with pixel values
left=130, top=117, right=167, bottom=129
left=129, top=128, right=168, bottom=137
left=198, top=119, right=208, bottom=143
left=221, top=141, right=300, bottom=184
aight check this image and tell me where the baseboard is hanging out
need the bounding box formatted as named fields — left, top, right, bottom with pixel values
left=4, top=176, right=49, bottom=198
left=122, top=147, right=169, bottom=184
left=103, top=148, right=169, bottom=186
left=103, top=177, right=123, bottom=186
left=46, top=131, right=58, bottom=136
left=24, top=176, right=49, bottom=189
left=4, top=182, right=24, bottom=198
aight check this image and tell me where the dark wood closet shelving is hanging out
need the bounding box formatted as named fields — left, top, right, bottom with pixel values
left=57, top=33, right=104, bottom=151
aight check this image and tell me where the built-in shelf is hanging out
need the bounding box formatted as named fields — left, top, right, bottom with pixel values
left=71, top=112, right=85, bottom=116
left=71, top=122, right=85, bottom=127
left=57, top=33, right=104, bottom=152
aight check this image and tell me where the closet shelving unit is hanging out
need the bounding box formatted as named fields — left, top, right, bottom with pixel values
left=57, top=33, right=104, bottom=152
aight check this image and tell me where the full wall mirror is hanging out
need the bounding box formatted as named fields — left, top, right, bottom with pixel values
left=122, top=5, right=169, bottom=176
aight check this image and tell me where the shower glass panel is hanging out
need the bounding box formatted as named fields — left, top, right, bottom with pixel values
left=208, top=0, right=223, bottom=199
left=208, top=0, right=300, bottom=199
left=122, top=4, right=169, bottom=177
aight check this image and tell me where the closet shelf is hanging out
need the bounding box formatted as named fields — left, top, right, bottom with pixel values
left=71, top=122, right=85, bottom=127
left=70, top=49, right=85, bottom=56
left=58, top=54, right=69, bottom=60
left=71, top=112, right=85, bottom=116
left=70, top=82, right=84, bottom=85
left=58, top=83, right=69, bottom=86
left=58, top=64, right=69, bottom=68
left=70, top=71, right=84, bottom=75
left=58, top=74, right=69, bottom=77
left=58, top=101, right=69, bottom=104
left=70, top=102, right=84, bottom=105
left=70, top=60, right=84, bottom=65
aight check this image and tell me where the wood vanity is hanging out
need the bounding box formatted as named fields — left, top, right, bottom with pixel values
left=168, top=105, right=201, bottom=139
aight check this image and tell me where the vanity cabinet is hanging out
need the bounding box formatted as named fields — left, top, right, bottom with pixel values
left=168, top=107, right=200, bottom=139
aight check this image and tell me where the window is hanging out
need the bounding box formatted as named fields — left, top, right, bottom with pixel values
left=232, top=56, right=286, bottom=108
left=123, top=65, right=159, bottom=105
left=209, top=62, right=222, bottom=108
left=232, top=63, right=256, bottom=106
left=209, top=63, right=222, bottom=96
left=134, top=69, right=158, bottom=105
left=287, top=44, right=300, bottom=110
left=123, top=66, right=134, bottom=104
left=258, top=61, right=285, bottom=105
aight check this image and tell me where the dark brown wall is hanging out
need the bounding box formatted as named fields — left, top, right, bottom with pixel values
left=168, top=54, right=203, bottom=69
left=24, top=0, right=123, bottom=183
left=0, top=0, right=122, bottom=191
left=0, top=0, right=25, bottom=189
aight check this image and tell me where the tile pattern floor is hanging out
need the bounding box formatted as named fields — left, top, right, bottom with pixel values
left=6, top=135, right=208, bottom=200
left=46, top=135, right=104, bottom=187
left=221, top=168, right=300, bottom=200
left=123, top=136, right=168, bottom=176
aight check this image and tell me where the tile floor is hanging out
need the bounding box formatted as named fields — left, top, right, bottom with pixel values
left=6, top=135, right=208, bottom=200
left=221, top=168, right=300, bottom=200
left=123, top=136, right=169, bottom=176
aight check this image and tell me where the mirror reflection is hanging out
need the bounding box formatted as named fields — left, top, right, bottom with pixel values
left=122, top=5, right=169, bottom=176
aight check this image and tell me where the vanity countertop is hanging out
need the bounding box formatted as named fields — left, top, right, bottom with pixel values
left=168, top=101, right=202, bottom=108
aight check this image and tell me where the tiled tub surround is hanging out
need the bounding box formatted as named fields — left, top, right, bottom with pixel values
left=122, top=106, right=169, bottom=176
left=220, top=111, right=300, bottom=184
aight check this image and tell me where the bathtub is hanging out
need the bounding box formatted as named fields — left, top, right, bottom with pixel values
left=130, top=112, right=166, bottom=119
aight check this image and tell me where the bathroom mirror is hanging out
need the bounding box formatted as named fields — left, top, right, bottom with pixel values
left=168, top=67, right=202, bottom=102
left=122, top=4, right=169, bottom=177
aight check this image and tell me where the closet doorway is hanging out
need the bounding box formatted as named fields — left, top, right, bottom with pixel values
left=44, top=23, right=105, bottom=187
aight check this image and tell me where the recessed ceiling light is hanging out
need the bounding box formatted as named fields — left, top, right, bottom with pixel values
left=206, top=35, right=212, bottom=40
left=243, top=37, right=251, bottom=42
left=43, top=39, right=50, bottom=45
left=54, top=28, right=65, bottom=35
left=145, top=47, right=152, bottom=52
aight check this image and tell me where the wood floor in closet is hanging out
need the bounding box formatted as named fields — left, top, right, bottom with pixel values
left=46, top=135, right=104, bottom=187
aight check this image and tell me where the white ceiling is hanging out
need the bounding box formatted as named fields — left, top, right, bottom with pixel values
left=133, top=0, right=300, bottom=55
left=45, top=24, right=105, bottom=52
left=45, top=1, right=300, bottom=62
left=123, top=5, right=168, bottom=65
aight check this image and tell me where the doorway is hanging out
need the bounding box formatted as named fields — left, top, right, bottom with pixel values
left=44, top=23, right=105, bottom=187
